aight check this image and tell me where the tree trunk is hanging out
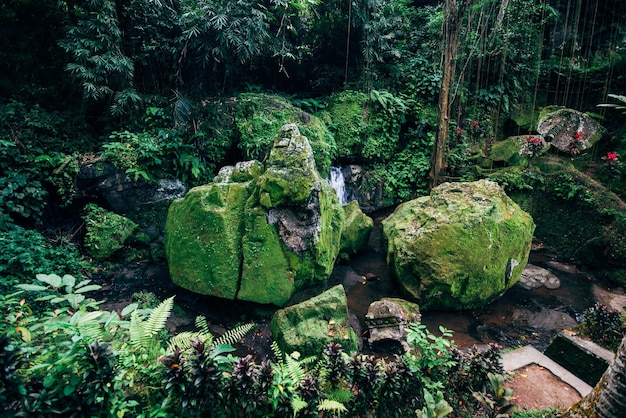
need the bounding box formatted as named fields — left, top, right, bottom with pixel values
left=562, top=336, right=626, bottom=418
left=429, top=0, right=470, bottom=189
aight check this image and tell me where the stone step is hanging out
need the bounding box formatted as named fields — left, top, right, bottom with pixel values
left=500, top=345, right=593, bottom=397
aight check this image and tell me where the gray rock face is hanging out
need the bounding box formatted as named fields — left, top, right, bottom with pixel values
left=365, top=298, right=421, bottom=354
left=340, top=165, right=386, bottom=213
left=518, top=264, right=561, bottom=290
left=77, top=161, right=186, bottom=212
left=537, top=108, right=605, bottom=153
left=382, top=180, right=536, bottom=310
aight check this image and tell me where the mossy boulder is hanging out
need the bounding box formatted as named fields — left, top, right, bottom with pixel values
left=340, top=200, right=374, bottom=255
left=234, top=93, right=335, bottom=177
left=381, top=180, right=535, bottom=310
left=485, top=135, right=551, bottom=168
left=83, top=204, right=137, bottom=261
left=165, top=161, right=262, bottom=299
left=165, top=126, right=344, bottom=306
left=270, top=284, right=358, bottom=358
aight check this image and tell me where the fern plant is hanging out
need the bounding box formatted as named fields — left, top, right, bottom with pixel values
left=128, top=296, right=174, bottom=358
left=167, top=317, right=255, bottom=353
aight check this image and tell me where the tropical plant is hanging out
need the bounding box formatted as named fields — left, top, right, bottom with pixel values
left=416, top=389, right=453, bottom=418
left=579, top=303, right=626, bottom=352
left=60, top=0, right=141, bottom=116
left=472, top=372, right=519, bottom=418
left=404, top=323, right=457, bottom=390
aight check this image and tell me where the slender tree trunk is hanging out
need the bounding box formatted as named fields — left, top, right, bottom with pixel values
left=429, top=0, right=470, bottom=189
left=562, top=336, right=626, bottom=418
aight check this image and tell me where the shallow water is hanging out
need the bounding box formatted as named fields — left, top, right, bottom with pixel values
left=336, top=212, right=597, bottom=352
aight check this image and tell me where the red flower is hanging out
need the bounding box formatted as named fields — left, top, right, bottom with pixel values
left=456, top=127, right=463, bottom=136
left=472, top=121, right=479, bottom=128
left=605, top=151, right=620, bottom=162
left=573, top=131, right=583, bottom=140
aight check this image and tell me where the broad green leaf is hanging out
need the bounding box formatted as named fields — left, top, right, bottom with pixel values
left=37, top=273, right=62, bottom=288
left=16, top=284, right=48, bottom=292
left=62, top=274, right=76, bottom=291
left=74, top=284, right=102, bottom=293
left=121, top=303, right=139, bottom=317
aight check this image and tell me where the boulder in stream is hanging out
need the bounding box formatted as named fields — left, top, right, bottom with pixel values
left=270, top=284, right=358, bottom=358
left=165, top=124, right=344, bottom=306
left=382, top=179, right=535, bottom=310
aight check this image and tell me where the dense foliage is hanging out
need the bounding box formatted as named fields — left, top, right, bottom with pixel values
left=1, top=279, right=510, bottom=417
left=1, top=1, right=626, bottom=416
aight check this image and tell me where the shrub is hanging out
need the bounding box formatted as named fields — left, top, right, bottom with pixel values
left=0, top=222, right=86, bottom=293
left=580, top=303, right=625, bottom=351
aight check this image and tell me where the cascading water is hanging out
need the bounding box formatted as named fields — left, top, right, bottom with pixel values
left=329, top=166, right=349, bottom=205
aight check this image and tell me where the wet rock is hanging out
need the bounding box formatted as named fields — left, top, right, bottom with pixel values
left=340, top=200, right=374, bottom=256
left=341, top=165, right=387, bottom=213
left=382, top=180, right=535, bottom=310
left=270, top=285, right=358, bottom=358
left=365, top=298, right=421, bottom=354
left=518, top=264, right=561, bottom=290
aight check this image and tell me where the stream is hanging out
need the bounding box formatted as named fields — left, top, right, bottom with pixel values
left=98, top=207, right=604, bottom=358
left=332, top=209, right=597, bottom=353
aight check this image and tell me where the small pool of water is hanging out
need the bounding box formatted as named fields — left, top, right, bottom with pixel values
left=335, top=216, right=598, bottom=352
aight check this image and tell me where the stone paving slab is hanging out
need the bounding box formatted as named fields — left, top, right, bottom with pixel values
left=501, top=345, right=593, bottom=397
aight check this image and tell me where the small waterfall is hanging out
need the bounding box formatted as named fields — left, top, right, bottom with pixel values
left=329, top=166, right=349, bottom=205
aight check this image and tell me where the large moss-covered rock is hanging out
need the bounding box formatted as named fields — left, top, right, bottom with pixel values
left=165, top=126, right=344, bottom=306
left=165, top=161, right=261, bottom=299
left=381, top=180, right=535, bottom=310
left=340, top=200, right=374, bottom=255
left=270, top=285, right=358, bottom=358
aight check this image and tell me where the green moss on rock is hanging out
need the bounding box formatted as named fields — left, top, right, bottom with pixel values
left=83, top=204, right=137, bottom=261
left=382, top=180, right=535, bottom=310
left=340, top=200, right=374, bottom=255
left=165, top=181, right=252, bottom=299
left=270, top=284, right=358, bottom=358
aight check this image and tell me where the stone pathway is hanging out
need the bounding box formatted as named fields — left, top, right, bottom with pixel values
left=501, top=345, right=592, bottom=397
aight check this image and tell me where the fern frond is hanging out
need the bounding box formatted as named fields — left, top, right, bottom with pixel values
left=195, top=315, right=211, bottom=334
left=215, top=322, right=255, bottom=346
left=167, top=331, right=211, bottom=353
left=285, top=353, right=306, bottom=386
left=129, top=311, right=143, bottom=348
left=291, top=396, right=308, bottom=417
left=129, top=296, right=174, bottom=350
left=271, top=340, right=284, bottom=362
left=317, top=399, right=348, bottom=415
left=141, top=296, right=174, bottom=346
left=326, top=388, right=354, bottom=404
